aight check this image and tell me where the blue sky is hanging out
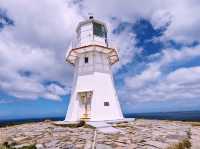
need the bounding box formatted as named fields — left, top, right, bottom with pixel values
left=1, top=0, right=200, bottom=120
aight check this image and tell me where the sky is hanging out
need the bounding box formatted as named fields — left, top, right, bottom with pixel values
left=0, top=0, right=200, bottom=120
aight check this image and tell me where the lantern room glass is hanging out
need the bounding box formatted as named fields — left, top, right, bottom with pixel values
left=93, top=22, right=106, bottom=38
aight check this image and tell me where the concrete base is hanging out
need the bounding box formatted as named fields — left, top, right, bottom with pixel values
left=53, top=121, right=80, bottom=125
left=53, top=118, right=135, bottom=134
left=105, top=118, right=136, bottom=124
left=62, top=118, right=135, bottom=123
left=56, top=118, right=135, bottom=125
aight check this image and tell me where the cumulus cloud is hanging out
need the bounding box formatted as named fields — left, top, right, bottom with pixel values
left=1, top=0, right=200, bottom=105
left=0, top=0, right=140, bottom=101
left=0, top=0, right=82, bottom=101
left=125, top=65, right=161, bottom=90
left=123, top=45, right=200, bottom=103
left=111, top=26, right=140, bottom=71
left=79, top=0, right=200, bottom=43
left=47, top=84, right=65, bottom=96
left=167, top=67, right=200, bottom=85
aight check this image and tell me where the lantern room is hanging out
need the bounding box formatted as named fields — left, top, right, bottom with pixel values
left=66, top=17, right=119, bottom=66
left=76, top=16, right=108, bottom=47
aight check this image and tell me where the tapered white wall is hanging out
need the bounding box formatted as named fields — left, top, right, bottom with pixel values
left=65, top=51, right=123, bottom=121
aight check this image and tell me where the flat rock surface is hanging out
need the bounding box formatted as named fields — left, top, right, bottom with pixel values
left=0, top=119, right=200, bottom=149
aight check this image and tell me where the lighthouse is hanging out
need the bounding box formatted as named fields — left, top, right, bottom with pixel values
left=65, top=17, right=123, bottom=122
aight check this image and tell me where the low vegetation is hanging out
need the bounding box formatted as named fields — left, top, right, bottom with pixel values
left=114, top=123, right=129, bottom=128
left=189, top=122, right=200, bottom=127
left=0, top=142, right=36, bottom=149
left=53, top=120, right=95, bottom=128
left=167, top=139, right=191, bottom=149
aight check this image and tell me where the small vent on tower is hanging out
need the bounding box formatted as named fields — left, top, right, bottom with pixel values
left=89, top=16, right=94, bottom=19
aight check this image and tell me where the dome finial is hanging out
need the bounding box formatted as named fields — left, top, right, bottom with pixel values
left=88, top=12, right=94, bottom=19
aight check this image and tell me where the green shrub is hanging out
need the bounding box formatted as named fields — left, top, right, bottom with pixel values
left=167, top=139, right=191, bottom=149
left=0, top=143, right=36, bottom=149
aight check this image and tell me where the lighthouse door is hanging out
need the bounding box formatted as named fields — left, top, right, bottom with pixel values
left=78, top=91, right=93, bottom=121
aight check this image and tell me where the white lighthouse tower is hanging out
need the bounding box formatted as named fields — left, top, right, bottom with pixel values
left=65, top=16, right=123, bottom=122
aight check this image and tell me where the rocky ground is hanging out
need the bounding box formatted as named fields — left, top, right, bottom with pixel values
left=0, top=119, right=200, bottom=149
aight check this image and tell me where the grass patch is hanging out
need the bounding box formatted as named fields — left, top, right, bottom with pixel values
left=54, top=120, right=90, bottom=128
left=18, top=145, right=36, bottom=149
left=115, top=124, right=128, bottom=128
left=54, top=120, right=95, bottom=129
left=0, top=143, right=36, bottom=149
left=190, top=122, right=200, bottom=127
left=0, top=145, right=7, bottom=149
left=167, top=139, right=191, bottom=149
left=83, top=124, right=95, bottom=129
left=183, top=121, right=200, bottom=127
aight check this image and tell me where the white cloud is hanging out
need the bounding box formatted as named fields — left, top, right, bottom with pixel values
left=167, top=67, right=200, bottom=85
left=159, top=0, right=200, bottom=43
left=125, top=65, right=161, bottom=89
left=1, top=0, right=200, bottom=104
left=1, top=0, right=82, bottom=49
left=79, top=0, right=200, bottom=43
left=47, top=84, right=67, bottom=96
left=0, top=0, right=140, bottom=101
left=161, top=45, right=200, bottom=65
left=43, top=93, right=61, bottom=101
left=111, top=28, right=139, bottom=71
left=123, top=45, right=200, bottom=103
left=0, top=0, right=82, bottom=101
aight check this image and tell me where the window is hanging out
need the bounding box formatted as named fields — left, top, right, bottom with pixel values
left=84, top=57, right=89, bottom=63
left=93, top=22, right=106, bottom=37
left=104, top=102, right=109, bottom=106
